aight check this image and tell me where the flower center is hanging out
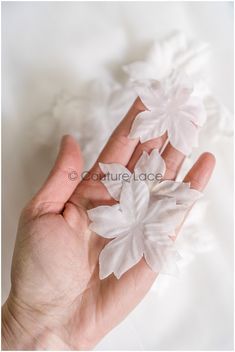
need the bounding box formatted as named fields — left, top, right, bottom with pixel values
left=131, top=222, right=144, bottom=237
left=165, top=100, right=178, bottom=116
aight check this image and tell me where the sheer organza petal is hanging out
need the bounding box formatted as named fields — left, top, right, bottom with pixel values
left=166, top=70, right=193, bottom=103
left=145, top=198, right=186, bottom=234
left=120, top=180, right=150, bottom=222
left=99, top=231, right=143, bottom=279
left=129, top=111, right=167, bottom=142
left=135, top=149, right=166, bottom=189
left=99, top=162, right=131, bottom=200
left=168, top=117, right=199, bottom=155
left=182, top=96, right=207, bottom=126
left=134, top=80, right=161, bottom=109
left=152, top=180, right=203, bottom=206
left=88, top=205, right=129, bottom=238
left=144, top=236, right=179, bottom=274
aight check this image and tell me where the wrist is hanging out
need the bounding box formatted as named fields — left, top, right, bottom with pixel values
left=2, top=293, right=70, bottom=350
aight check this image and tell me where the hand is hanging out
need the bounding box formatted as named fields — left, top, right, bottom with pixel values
left=2, top=98, right=215, bottom=350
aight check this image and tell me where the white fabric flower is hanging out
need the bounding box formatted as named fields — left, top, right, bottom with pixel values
left=128, top=71, right=207, bottom=155
left=88, top=150, right=202, bottom=279
left=88, top=179, right=184, bottom=279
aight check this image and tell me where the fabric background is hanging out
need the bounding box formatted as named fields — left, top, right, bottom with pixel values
left=2, top=2, right=234, bottom=350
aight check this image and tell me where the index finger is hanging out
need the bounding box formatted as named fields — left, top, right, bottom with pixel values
left=89, top=97, right=144, bottom=176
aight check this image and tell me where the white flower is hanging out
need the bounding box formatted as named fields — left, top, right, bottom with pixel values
left=128, top=71, right=207, bottom=155
left=88, top=151, right=202, bottom=279
left=88, top=179, right=184, bottom=279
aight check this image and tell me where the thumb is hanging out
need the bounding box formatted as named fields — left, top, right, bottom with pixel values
left=30, top=135, right=83, bottom=215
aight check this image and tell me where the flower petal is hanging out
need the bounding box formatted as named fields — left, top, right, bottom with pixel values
left=165, top=70, right=193, bottom=104
left=99, top=231, right=143, bottom=279
left=99, top=162, right=131, bottom=200
left=120, top=179, right=150, bottom=222
left=144, top=235, right=180, bottom=274
left=152, top=180, right=203, bottom=206
left=183, top=96, right=207, bottom=126
left=135, top=149, right=166, bottom=189
left=167, top=117, right=199, bottom=155
left=133, top=79, right=162, bottom=109
left=145, top=198, right=186, bottom=234
left=129, top=110, right=167, bottom=143
left=88, top=204, right=129, bottom=238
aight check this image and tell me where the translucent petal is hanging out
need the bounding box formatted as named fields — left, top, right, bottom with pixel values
left=183, top=96, right=207, bottom=126
left=88, top=205, right=129, bottom=238
left=145, top=198, right=186, bottom=233
left=166, top=70, right=193, bottom=103
left=133, top=80, right=161, bottom=109
left=120, top=179, right=150, bottom=222
left=144, top=236, right=179, bottom=274
left=152, top=180, right=203, bottom=206
left=129, top=110, right=167, bottom=142
left=168, top=117, right=199, bottom=155
left=99, top=231, right=143, bottom=279
left=99, top=162, right=131, bottom=200
left=135, top=149, right=166, bottom=189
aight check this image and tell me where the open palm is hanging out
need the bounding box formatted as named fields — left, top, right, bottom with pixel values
left=3, top=98, right=215, bottom=350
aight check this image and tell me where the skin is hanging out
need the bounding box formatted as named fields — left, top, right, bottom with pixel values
left=2, top=98, right=216, bottom=350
